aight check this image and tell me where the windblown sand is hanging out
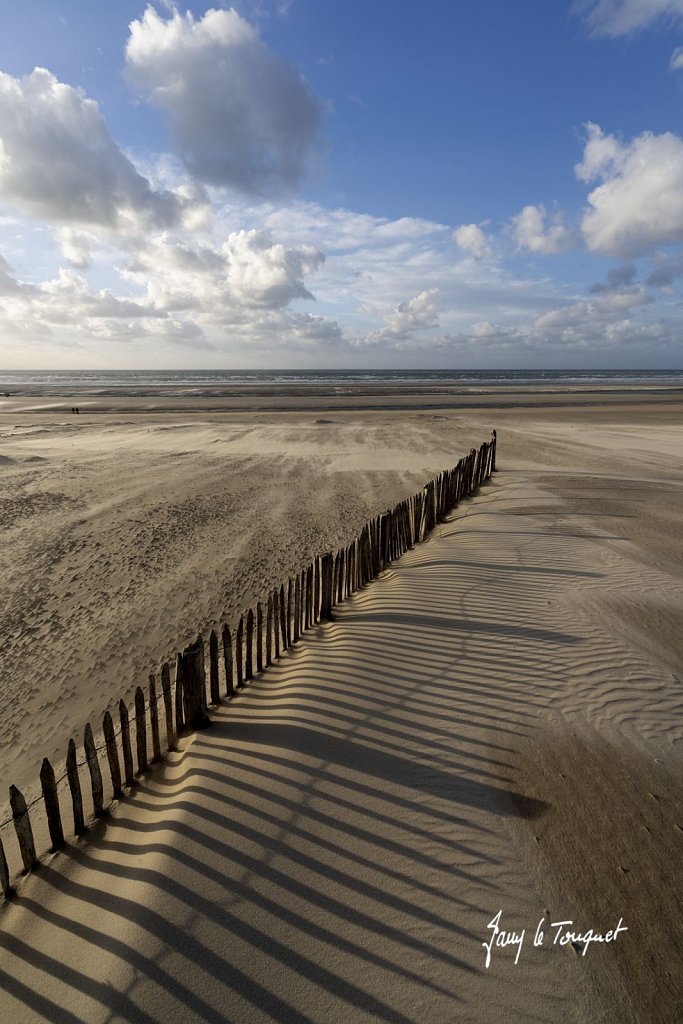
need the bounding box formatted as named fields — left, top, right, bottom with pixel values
left=0, top=389, right=681, bottom=1022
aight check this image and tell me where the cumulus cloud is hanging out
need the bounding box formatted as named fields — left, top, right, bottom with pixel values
left=510, top=204, right=575, bottom=255
left=645, top=249, right=683, bottom=286
left=453, top=223, right=492, bottom=259
left=125, top=6, right=324, bottom=195
left=530, top=285, right=652, bottom=350
left=575, top=0, right=683, bottom=36
left=0, top=67, right=182, bottom=229
left=119, top=226, right=324, bottom=319
left=589, top=263, right=638, bottom=292
left=577, top=123, right=683, bottom=257
left=360, top=289, right=440, bottom=346
left=224, top=229, right=324, bottom=307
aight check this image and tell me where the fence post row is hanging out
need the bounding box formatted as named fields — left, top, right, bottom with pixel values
left=1, top=432, right=497, bottom=892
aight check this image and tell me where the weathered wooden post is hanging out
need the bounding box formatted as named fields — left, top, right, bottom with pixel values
left=332, top=551, right=340, bottom=602
left=300, top=568, right=306, bottom=632
left=10, top=785, right=37, bottom=872
left=209, top=630, right=220, bottom=705
left=279, top=584, right=287, bottom=651
left=40, top=758, right=64, bottom=852
left=304, top=566, right=311, bottom=629
left=84, top=723, right=104, bottom=816
left=0, top=838, right=12, bottom=898
left=311, top=562, right=318, bottom=623
left=286, top=579, right=293, bottom=646
left=161, top=663, right=176, bottom=751
left=149, top=675, right=162, bottom=762
left=320, top=552, right=334, bottom=621
left=134, top=688, right=147, bottom=775
left=174, top=653, right=184, bottom=736
left=246, top=609, right=254, bottom=681
left=294, top=576, right=301, bottom=642
left=179, top=637, right=211, bottom=730
left=266, top=596, right=273, bottom=667
left=103, top=710, right=123, bottom=797
left=119, top=699, right=135, bottom=788
left=222, top=624, right=234, bottom=696
left=236, top=617, right=244, bottom=686
left=66, top=739, right=86, bottom=834
left=273, top=590, right=280, bottom=659
left=256, top=602, right=264, bottom=672
left=491, top=429, right=497, bottom=472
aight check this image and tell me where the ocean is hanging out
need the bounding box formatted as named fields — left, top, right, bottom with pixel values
left=1, top=368, right=682, bottom=392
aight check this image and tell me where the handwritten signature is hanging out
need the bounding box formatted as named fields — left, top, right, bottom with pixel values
left=482, top=910, right=628, bottom=968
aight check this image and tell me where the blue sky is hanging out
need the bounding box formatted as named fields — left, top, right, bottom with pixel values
left=1, top=0, right=683, bottom=368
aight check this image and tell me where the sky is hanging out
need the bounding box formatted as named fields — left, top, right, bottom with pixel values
left=2, top=0, right=683, bottom=369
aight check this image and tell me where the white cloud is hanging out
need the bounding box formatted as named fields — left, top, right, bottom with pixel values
left=575, top=123, right=623, bottom=183
left=360, top=288, right=440, bottom=346
left=125, top=6, right=323, bottom=195
left=577, top=123, right=683, bottom=257
left=589, top=263, right=638, bottom=292
left=453, top=223, right=492, bottom=260
left=520, top=283, right=671, bottom=353
left=56, top=228, right=98, bottom=268
left=510, top=204, right=575, bottom=255
left=118, top=225, right=324, bottom=319
left=670, top=45, right=683, bottom=68
left=645, top=249, right=683, bottom=285
left=0, top=67, right=182, bottom=229
left=575, top=0, right=683, bottom=36
left=223, top=229, right=324, bottom=307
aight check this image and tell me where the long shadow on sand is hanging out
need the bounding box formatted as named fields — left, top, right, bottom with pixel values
left=0, top=480, right=598, bottom=1024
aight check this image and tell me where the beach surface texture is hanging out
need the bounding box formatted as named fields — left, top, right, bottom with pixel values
left=0, top=385, right=681, bottom=1022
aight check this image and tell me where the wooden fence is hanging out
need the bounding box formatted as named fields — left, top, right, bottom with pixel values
left=0, top=430, right=497, bottom=899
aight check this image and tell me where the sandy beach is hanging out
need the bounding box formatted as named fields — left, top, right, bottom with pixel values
left=0, top=386, right=681, bottom=1022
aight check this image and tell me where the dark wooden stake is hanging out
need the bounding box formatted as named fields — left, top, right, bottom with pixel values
left=266, top=595, right=273, bottom=667
left=273, top=590, right=280, bottom=659
left=321, top=552, right=334, bottom=621
left=66, top=738, right=86, bottom=834
left=286, top=579, right=293, bottom=646
left=256, top=602, right=264, bottom=672
left=0, top=837, right=12, bottom=898
left=149, top=674, right=162, bottom=762
left=40, top=758, right=64, bottom=852
left=236, top=617, right=244, bottom=687
left=209, top=630, right=220, bottom=705
left=161, top=663, right=176, bottom=750
left=278, top=584, right=286, bottom=651
left=174, top=652, right=184, bottom=737
left=84, top=723, right=104, bottom=816
left=222, top=623, right=234, bottom=696
left=103, top=710, right=123, bottom=797
left=134, top=688, right=148, bottom=775
left=179, top=637, right=211, bottom=730
left=119, top=700, right=135, bottom=789
left=246, top=609, right=254, bottom=681
left=294, top=575, right=300, bottom=642
left=10, top=785, right=37, bottom=872
left=312, top=562, right=319, bottom=623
